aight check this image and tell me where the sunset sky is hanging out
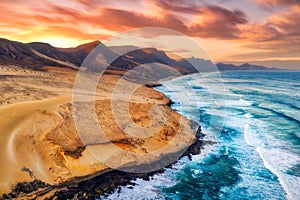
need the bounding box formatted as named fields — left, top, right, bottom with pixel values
left=0, top=0, right=299, bottom=69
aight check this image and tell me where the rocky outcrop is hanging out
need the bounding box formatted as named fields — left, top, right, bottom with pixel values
left=1, top=123, right=204, bottom=200
left=186, top=125, right=205, bottom=155
left=54, top=123, right=204, bottom=199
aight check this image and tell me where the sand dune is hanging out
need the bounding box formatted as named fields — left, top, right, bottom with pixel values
left=0, top=95, right=71, bottom=191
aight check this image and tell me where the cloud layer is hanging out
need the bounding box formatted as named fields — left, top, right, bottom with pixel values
left=0, top=0, right=299, bottom=62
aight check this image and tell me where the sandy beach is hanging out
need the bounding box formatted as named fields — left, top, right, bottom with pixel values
left=0, top=65, right=198, bottom=198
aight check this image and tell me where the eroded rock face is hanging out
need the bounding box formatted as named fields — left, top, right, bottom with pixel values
left=51, top=132, right=204, bottom=200
left=2, top=124, right=203, bottom=200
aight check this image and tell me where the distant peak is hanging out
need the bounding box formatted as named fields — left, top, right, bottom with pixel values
left=141, top=48, right=155, bottom=54
left=73, top=40, right=103, bottom=53
left=91, top=40, right=101, bottom=45
left=75, top=40, right=101, bottom=48
left=241, top=62, right=251, bottom=66
left=27, top=42, right=53, bottom=47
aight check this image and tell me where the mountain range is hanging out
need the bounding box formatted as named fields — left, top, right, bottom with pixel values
left=0, top=38, right=277, bottom=73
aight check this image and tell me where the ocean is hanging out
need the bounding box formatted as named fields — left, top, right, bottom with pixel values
left=100, top=70, right=300, bottom=200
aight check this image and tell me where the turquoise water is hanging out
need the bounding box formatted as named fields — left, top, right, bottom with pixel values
left=102, top=71, right=300, bottom=200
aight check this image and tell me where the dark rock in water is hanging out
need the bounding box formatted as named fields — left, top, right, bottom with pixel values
left=187, top=138, right=203, bottom=155
left=195, top=124, right=205, bottom=139
left=166, top=99, right=175, bottom=107
left=190, top=120, right=205, bottom=140
left=190, top=120, right=200, bottom=130
left=52, top=170, right=162, bottom=200
left=184, top=124, right=205, bottom=157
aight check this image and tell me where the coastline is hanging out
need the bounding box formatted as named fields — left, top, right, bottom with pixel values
left=48, top=124, right=206, bottom=199
left=0, top=66, right=215, bottom=199
left=1, top=96, right=208, bottom=200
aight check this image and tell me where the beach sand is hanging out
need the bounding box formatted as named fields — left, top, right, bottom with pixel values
left=0, top=65, right=197, bottom=198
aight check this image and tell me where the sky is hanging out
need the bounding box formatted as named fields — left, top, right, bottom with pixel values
left=0, top=0, right=299, bottom=69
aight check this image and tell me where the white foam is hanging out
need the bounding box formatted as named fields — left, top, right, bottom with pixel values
left=192, top=169, right=202, bottom=178
left=243, top=123, right=253, bottom=146
left=244, top=113, right=252, bottom=119
left=192, top=139, right=216, bottom=162
left=239, top=99, right=252, bottom=106
left=101, top=127, right=217, bottom=200
left=214, top=99, right=252, bottom=107
left=99, top=170, right=177, bottom=200
left=243, top=123, right=263, bottom=147
left=257, top=147, right=300, bottom=200
left=243, top=118, right=300, bottom=200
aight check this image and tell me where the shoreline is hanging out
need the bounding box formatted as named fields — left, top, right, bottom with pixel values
left=53, top=81, right=218, bottom=199
left=0, top=72, right=213, bottom=199
left=2, top=116, right=207, bottom=200
left=52, top=124, right=206, bottom=199
left=0, top=69, right=214, bottom=199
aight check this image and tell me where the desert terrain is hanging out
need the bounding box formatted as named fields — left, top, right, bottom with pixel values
left=0, top=65, right=197, bottom=199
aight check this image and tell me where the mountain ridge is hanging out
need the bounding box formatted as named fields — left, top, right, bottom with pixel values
left=0, top=38, right=279, bottom=72
left=216, top=62, right=279, bottom=71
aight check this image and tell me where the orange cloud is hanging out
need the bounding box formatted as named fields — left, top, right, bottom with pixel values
left=239, top=3, right=300, bottom=41
left=96, top=8, right=189, bottom=33
left=0, top=0, right=252, bottom=42
left=256, top=0, right=300, bottom=8
left=267, top=4, right=300, bottom=37
left=91, top=5, right=249, bottom=40
left=151, top=0, right=200, bottom=14
left=0, top=0, right=299, bottom=63
left=189, top=6, right=248, bottom=39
